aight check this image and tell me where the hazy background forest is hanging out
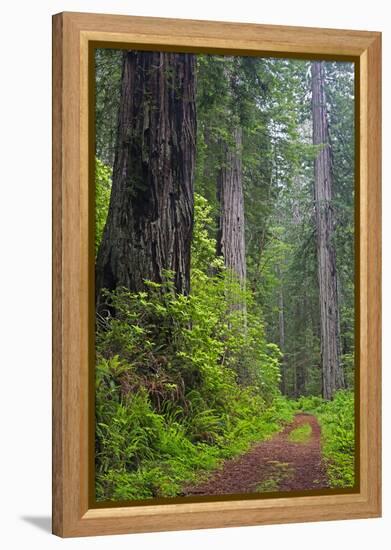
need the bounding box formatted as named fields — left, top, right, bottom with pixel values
left=94, top=49, right=356, bottom=502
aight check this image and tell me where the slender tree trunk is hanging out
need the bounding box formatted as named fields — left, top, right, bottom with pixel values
left=296, top=359, right=306, bottom=397
left=296, top=296, right=308, bottom=396
left=311, top=61, right=345, bottom=399
left=277, top=266, right=287, bottom=394
left=293, top=361, right=297, bottom=398
left=96, top=51, right=196, bottom=304
left=216, top=127, right=246, bottom=300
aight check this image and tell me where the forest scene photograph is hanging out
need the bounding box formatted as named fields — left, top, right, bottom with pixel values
left=94, top=48, right=356, bottom=503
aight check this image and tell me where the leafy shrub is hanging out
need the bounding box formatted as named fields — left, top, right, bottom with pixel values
left=295, top=395, right=324, bottom=411
left=95, top=157, right=111, bottom=254
left=95, top=193, right=292, bottom=501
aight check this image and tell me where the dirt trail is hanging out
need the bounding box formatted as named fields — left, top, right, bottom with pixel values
left=183, top=413, right=329, bottom=496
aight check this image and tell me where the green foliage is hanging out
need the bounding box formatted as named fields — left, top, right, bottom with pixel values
left=294, top=391, right=355, bottom=487
left=244, top=60, right=355, bottom=399
left=95, top=48, right=123, bottom=165
left=96, top=195, right=292, bottom=501
left=95, top=158, right=111, bottom=254
left=191, top=193, right=223, bottom=272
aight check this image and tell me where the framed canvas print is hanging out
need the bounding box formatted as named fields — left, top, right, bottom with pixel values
left=52, top=12, right=381, bottom=537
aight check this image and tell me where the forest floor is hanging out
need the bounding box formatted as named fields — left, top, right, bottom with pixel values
left=183, top=414, right=329, bottom=496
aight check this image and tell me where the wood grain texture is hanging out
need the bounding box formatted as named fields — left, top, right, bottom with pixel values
left=360, top=34, right=382, bottom=513
left=52, top=12, right=63, bottom=537
left=52, top=12, right=381, bottom=537
left=67, top=11, right=378, bottom=56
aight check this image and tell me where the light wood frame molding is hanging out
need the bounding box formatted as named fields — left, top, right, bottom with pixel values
left=52, top=11, right=381, bottom=538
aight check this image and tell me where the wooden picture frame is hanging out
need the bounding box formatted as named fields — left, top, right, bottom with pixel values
left=52, top=11, right=381, bottom=538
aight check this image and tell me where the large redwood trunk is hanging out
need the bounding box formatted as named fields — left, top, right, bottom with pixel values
left=96, top=51, right=196, bottom=303
left=216, top=127, right=246, bottom=289
left=311, top=61, right=345, bottom=399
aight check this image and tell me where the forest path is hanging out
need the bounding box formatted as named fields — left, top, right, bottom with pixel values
left=183, top=414, right=329, bottom=496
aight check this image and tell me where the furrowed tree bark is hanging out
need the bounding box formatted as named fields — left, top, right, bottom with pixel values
left=96, top=51, right=196, bottom=304
left=216, top=127, right=246, bottom=309
left=311, top=61, right=345, bottom=400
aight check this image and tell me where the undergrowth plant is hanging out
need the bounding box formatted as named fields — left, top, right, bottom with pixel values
left=95, top=193, right=292, bottom=501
